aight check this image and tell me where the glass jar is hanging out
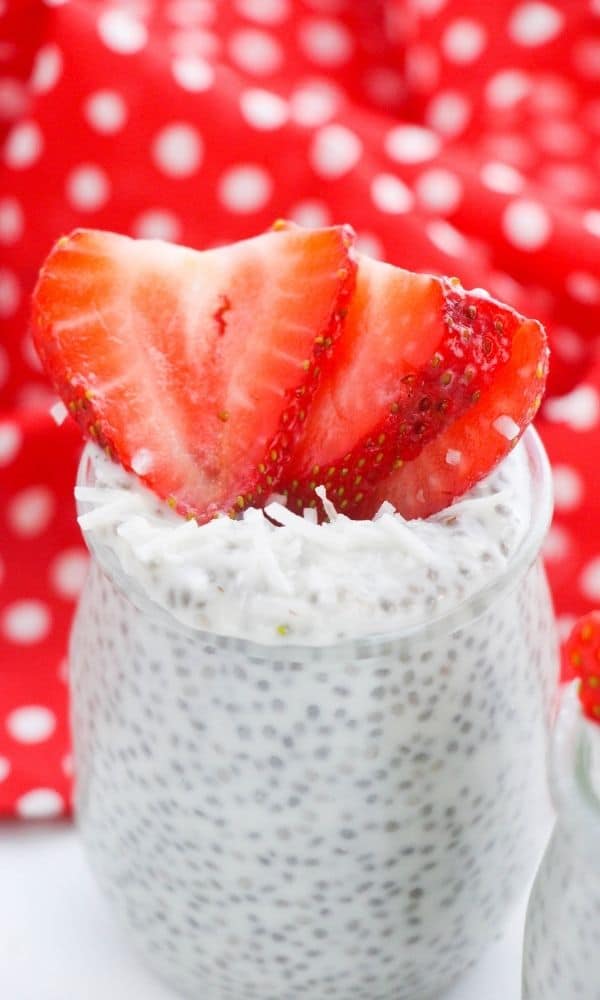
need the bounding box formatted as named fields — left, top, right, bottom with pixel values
left=70, top=429, right=558, bottom=1000
left=522, top=682, right=600, bottom=1000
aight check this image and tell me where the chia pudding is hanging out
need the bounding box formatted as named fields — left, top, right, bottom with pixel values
left=523, top=683, right=600, bottom=1000
left=70, top=428, right=558, bottom=1000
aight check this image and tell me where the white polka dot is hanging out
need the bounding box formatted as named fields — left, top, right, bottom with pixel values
left=502, top=199, right=552, bottom=251
left=66, top=164, right=111, bottom=211
left=17, top=383, right=56, bottom=410
left=551, top=464, right=584, bottom=510
left=0, top=267, right=20, bottom=317
left=485, top=69, right=531, bottom=108
left=552, top=326, right=585, bottom=362
left=288, top=199, right=331, bottom=227
left=166, top=0, right=216, bottom=27
left=534, top=120, right=585, bottom=157
left=218, top=164, right=272, bottom=213
left=583, top=98, right=600, bottom=134
left=354, top=232, right=384, bottom=260
left=310, top=124, right=362, bottom=178
left=583, top=210, right=600, bottom=238
left=172, top=55, right=214, bottom=92
left=530, top=76, right=576, bottom=114
left=21, top=331, right=42, bottom=373
left=303, top=0, right=346, bottom=9
left=133, top=209, right=182, bottom=242
left=425, top=91, right=471, bottom=137
left=405, top=43, right=440, bottom=93
left=30, top=43, right=63, bottom=94
left=152, top=123, right=203, bottom=178
left=235, top=0, right=290, bottom=23
left=62, top=753, right=74, bottom=777
left=228, top=28, right=283, bottom=75
left=542, top=523, right=571, bottom=562
left=0, top=421, right=21, bottom=465
left=541, top=164, right=594, bottom=201
left=289, top=79, right=340, bottom=126
left=385, top=124, right=440, bottom=164
left=7, top=486, right=55, bottom=537
left=51, top=548, right=89, bottom=599
left=3, top=120, right=44, bottom=169
left=0, top=196, right=24, bottom=244
left=2, top=600, right=51, bottom=644
left=480, top=161, right=525, bottom=195
left=84, top=90, right=127, bottom=134
left=0, top=756, right=10, bottom=782
left=442, top=18, right=487, bottom=63
left=414, top=0, right=447, bottom=14
left=483, top=132, right=534, bottom=170
left=557, top=613, right=577, bottom=643
left=6, top=705, right=56, bottom=743
left=573, top=37, right=600, bottom=78
left=566, top=271, right=600, bottom=305
left=509, top=3, right=564, bottom=46
left=16, top=788, right=64, bottom=819
left=370, top=173, right=414, bottom=214
left=240, top=88, right=288, bottom=130
left=426, top=220, right=469, bottom=258
left=298, top=17, right=354, bottom=67
left=363, top=67, right=405, bottom=107
left=169, top=26, right=219, bottom=58
left=545, top=385, right=600, bottom=432
left=415, top=167, right=462, bottom=213
left=580, top=557, right=600, bottom=602
left=98, top=9, right=148, bottom=54
left=0, top=345, right=8, bottom=389
left=0, top=77, right=28, bottom=119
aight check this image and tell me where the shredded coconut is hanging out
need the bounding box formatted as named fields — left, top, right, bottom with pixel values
left=75, top=441, right=532, bottom=645
left=49, top=399, right=68, bottom=426
left=131, top=448, right=154, bottom=475
left=493, top=414, right=520, bottom=441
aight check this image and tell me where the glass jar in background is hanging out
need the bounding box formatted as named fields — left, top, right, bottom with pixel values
left=70, top=429, right=558, bottom=1000
left=522, top=682, right=600, bottom=1000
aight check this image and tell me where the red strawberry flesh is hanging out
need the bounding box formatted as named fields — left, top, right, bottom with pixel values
left=281, top=254, right=548, bottom=518
left=32, top=226, right=356, bottom=522
left=364, top=286, right=548, bottom=519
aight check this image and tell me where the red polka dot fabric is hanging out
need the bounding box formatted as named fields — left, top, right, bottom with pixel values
left=1, top=0, right=599, bottom=818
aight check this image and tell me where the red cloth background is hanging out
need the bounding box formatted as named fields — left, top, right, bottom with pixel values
left=1, top=0, right=599, bottom=819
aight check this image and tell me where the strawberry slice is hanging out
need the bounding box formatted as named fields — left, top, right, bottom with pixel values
left=281, top=254, right=548, bottom=518
left=365, top=289, right=548, bottom=519
left=32, top=226, right=356, bottom=521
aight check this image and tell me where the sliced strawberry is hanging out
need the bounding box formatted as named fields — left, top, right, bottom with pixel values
left=32, top=226, right=356, bottom=521
left=364, top=290, right=548, bottom=519
left=280, top=254, right=548, bottom=518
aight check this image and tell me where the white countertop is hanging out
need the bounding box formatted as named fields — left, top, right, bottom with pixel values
left=0, top=823, right=526, bottom=999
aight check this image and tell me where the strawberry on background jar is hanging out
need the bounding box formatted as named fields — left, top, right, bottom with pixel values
left=523, top=621, right=600, bottom=1000
left=69, top=426, right=557, bottom=1000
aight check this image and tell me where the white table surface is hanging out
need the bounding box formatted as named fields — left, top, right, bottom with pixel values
left=0, top=823, right=526, bottom=999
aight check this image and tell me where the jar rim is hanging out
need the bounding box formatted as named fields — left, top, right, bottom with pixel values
left=76, top=426, right=553, bottom=654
